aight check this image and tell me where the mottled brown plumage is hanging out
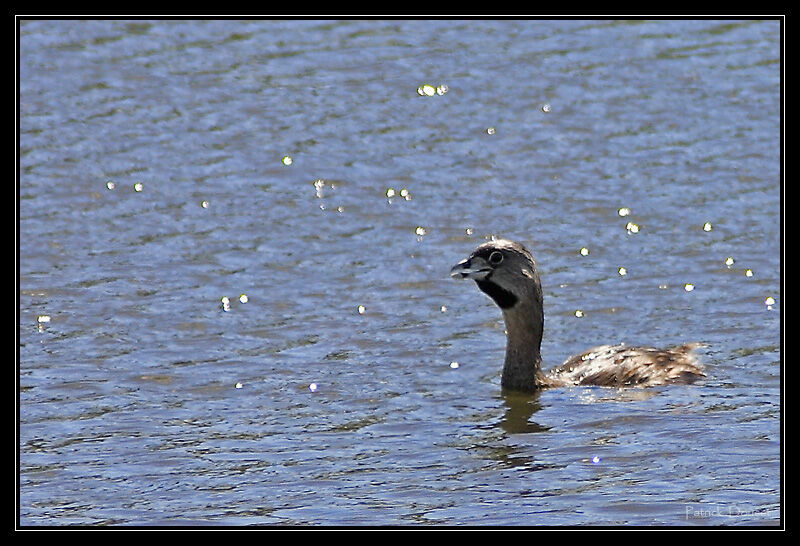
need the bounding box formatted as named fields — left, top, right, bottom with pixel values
left=450, top=239, right=705, bottom=392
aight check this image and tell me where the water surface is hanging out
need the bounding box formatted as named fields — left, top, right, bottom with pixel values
left=19, top=19, right=781, bottom=526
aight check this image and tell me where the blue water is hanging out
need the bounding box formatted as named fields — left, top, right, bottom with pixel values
left=18, top=19, right=781, bottom=526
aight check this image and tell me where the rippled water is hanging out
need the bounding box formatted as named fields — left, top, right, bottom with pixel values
left=18, top=19, right=782, bottom=526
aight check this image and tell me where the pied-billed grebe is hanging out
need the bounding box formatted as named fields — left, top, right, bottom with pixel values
left=450, top=239, right=705, bottom=392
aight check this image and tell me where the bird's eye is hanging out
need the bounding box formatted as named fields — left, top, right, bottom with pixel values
left=488, top=251, right=503, bottom=265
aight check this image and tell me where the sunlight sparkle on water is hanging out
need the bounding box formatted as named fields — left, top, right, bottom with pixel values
left=37, top=315, right=51, bottom=332
left=416, top=83, right=448, bottom=96
left=314, top=179, right=325, bottom=198
left=417, top=84, right=435, bottom=96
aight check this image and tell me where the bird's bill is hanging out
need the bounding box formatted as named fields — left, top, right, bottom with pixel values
left=449, top=256, right=491, bottom=280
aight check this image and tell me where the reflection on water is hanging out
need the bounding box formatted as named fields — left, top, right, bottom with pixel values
left=496, top=390, right=551, bottom=435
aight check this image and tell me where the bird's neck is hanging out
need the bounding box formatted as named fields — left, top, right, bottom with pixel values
left=500, top=299, right=544, bottom=391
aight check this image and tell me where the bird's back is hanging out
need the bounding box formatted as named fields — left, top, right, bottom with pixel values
left=544, top=343, right=705, bottom=387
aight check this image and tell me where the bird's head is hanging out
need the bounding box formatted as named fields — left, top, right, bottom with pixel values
left=449, top=239, right=541, bottom=310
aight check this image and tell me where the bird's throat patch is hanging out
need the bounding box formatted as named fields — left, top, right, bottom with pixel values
left=476, top=280, right=518, bottom=309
